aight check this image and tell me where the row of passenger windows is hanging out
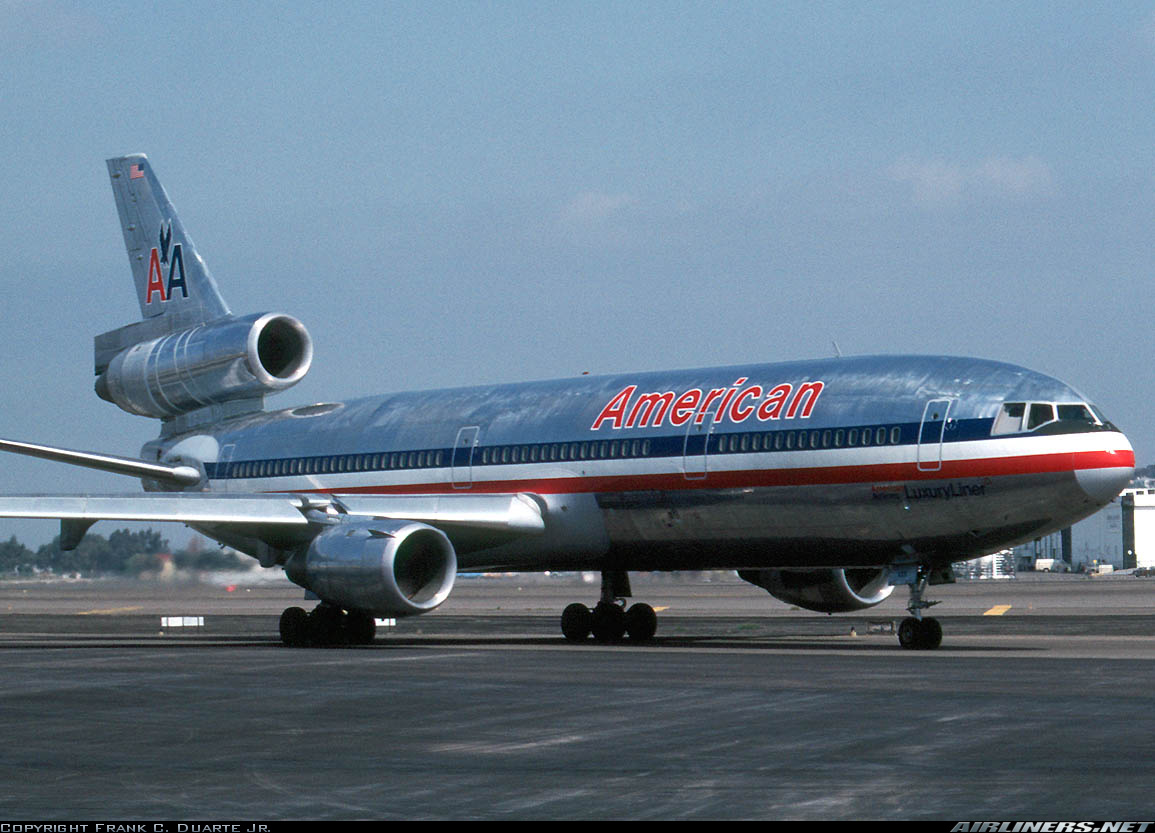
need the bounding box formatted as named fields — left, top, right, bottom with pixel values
left=229, top=450, right=446, bottom=480
left=478, top=438, right=654, bottom=465
left=712, top=426, right=903, bottom=453
left=224, top=425, right=906, bottom=479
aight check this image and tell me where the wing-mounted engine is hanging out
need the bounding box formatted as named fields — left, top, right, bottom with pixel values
left=285, top=519, right=458, bottom=617
left=95, top=312, right=312, bottom=419
left=738, top=568, right=893, bottom=613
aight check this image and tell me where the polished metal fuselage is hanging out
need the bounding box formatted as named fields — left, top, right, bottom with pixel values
left=153, top=354, right=1135, bottom=573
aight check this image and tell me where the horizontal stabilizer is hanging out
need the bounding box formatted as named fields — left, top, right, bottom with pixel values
left=0, top=438, right=202, bottom=486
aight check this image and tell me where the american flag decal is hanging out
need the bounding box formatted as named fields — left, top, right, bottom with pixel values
left=129, top=163, right=144, bottom=179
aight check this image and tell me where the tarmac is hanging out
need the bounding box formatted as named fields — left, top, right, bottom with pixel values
left=3, top=571, right=1155, bottom=820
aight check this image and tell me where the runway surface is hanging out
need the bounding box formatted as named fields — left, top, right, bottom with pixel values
left=3, top=572, right=1155, bottom=820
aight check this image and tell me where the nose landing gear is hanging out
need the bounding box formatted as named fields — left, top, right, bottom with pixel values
left=898, top=568, right=943, bottom=650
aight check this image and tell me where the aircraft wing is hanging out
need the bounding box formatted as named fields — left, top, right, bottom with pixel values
left=0, top=492, right=545, bottom=537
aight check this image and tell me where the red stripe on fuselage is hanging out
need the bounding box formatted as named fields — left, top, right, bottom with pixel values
left=301, top=448, right=1134, bottom=497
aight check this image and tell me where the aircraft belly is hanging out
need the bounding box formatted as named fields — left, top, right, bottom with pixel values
left=593, top=470, right=1090, bottom=570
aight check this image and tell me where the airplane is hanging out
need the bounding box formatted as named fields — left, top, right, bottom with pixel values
left=0, top=154, right=1136, bottom=650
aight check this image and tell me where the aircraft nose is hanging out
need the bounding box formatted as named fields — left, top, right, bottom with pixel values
left=1075, top=436, right=1135, bottom=505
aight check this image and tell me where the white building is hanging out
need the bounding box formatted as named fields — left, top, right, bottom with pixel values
left=1009, top=485, right=1155, bottom=571
left=1125, top=487, right=1155, bottom=569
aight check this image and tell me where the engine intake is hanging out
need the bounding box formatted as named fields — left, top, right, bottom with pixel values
left=738, top=568, right=894, bottom=613
left=286, top=520, right=457, bottom=617
left=95, top=312, right=312, bottom=418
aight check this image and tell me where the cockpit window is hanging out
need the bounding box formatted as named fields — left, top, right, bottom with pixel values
left=992, top=400, right=1105, bottom=435
left=1027, top=403, right=1055, bottom=430
left=1057, top=404, right=1095, bottom=423
left=992, top=402, right=1025, bottom=435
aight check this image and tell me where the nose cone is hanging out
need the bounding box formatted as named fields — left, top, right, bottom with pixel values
left=1075, top=434, right=1135, bottom=505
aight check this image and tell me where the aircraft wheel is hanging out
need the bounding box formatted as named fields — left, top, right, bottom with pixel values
left=279, top=606, right=309, bottom=647
left=590, top=601, right=626, bottom=643
left=898, top=617, right=921, bottom=650
left=308, top=605, right=345, bottom=646
left=921, top=617, right=943, bottom=649
left=625, top=603, right=657, bottom=642
left=345, top=611, right=377, bottom=645
left=561, top=603, right=592, bottom=642
left=898, top=616, right=943, bottom=650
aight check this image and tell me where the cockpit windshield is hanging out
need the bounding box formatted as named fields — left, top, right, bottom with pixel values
left=992, top=401, right=1106, bottom=435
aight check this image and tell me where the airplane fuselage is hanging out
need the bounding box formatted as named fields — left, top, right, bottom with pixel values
left=150, top=353, right=1135, bottom=574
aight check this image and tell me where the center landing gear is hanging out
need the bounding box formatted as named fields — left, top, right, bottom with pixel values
left=279, top=603, right=377, bottom=647
left=898, top=568, right=943, bottom=650
left=560, top=570, right=658, bottom=643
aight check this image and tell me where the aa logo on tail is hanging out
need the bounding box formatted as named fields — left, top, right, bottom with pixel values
left=144, top=220, right=188, bottom=305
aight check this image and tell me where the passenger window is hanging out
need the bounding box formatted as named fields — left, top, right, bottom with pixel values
left=1028, top=403, right=1055, bottom=430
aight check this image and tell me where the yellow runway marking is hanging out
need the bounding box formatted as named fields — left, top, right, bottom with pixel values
left=983, top=604, right=1012, bottom=616
left=77, top=606, right=142, bottom=616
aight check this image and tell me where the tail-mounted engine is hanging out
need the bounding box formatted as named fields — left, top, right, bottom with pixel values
left=95, top=312, right=312, bottom=419
left=738, top=568, right=894, bottom=613
left=285, top=520, right=458, bottom=617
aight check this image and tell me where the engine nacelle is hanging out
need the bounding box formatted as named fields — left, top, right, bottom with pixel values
left=738, top=568, right=894, bottom=613
left=285, top=520, right=457, bottom=617
left=95, top=312, right=312, bottom=418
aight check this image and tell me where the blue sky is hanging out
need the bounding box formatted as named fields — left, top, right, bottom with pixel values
left=0, top=1, right=1152, bottom=545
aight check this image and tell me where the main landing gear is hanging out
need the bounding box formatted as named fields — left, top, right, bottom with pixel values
left=898, top=569, right=943, bottom=651
left=561, top=570, right=658, bottom=643
left=279, top=603, right=377, bottom=647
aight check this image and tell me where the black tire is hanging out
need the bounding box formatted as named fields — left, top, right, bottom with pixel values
left=561, top=603, right=592, bottom=642
left=625, top=603, right=657, bottom=642
left=898, top=617, right=921, bottom=650
left=308, top=605, right=345, bottom=646
left=345, top=611, right=377, bottom=645
left=279, top=606, right=309, bottom=647
left=921, top=617, right=943, bottom=650
left=590, top=602, right=626, bottom=643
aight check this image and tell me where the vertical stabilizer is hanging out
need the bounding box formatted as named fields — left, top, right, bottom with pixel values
left=106, top=154, right=230, bottom=323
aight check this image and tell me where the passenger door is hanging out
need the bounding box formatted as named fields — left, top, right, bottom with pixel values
left=451, top=426, right=480, bottom=489
left=917, top=399, right=953, bottom=472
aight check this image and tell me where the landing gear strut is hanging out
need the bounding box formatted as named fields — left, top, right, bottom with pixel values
left=898, top=568, right=943, bottom=650
left=279, top=603, right=377, bottom=647
left=560, top=570, right=657, bottom=643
